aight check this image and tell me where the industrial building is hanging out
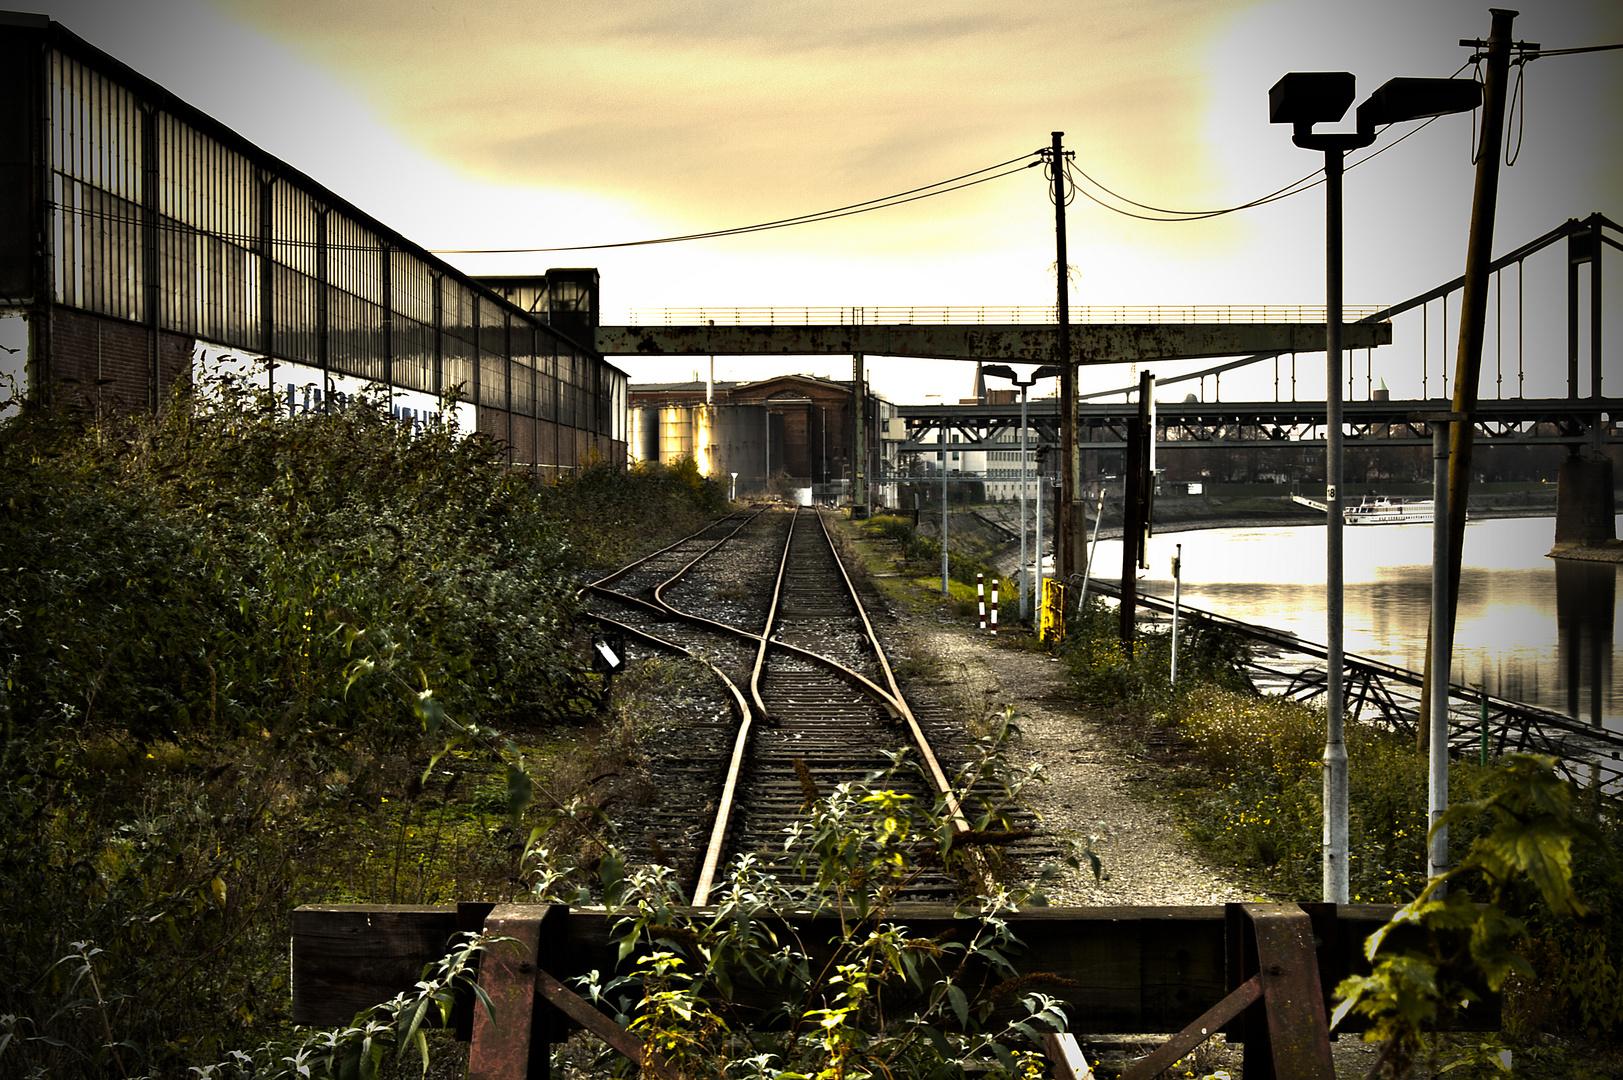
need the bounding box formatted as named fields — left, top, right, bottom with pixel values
left=0, top=13, right=628, bottom=475
left=629, top=375, right=899, bottom=505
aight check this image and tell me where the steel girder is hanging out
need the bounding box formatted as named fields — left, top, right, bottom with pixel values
left=597, top=322, right=1392, bottom=363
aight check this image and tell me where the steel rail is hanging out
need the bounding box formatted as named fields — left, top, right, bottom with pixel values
left=585, top=507, right=975, bottom=904
left=589, top=509, right=902, bottom=703
left=812, top=510, right=968, bottom=832
left=582, top=508, right=766, bottom=598
left=690, top=513, right=804, bottom=906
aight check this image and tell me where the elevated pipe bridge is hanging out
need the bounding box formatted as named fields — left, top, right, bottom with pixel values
left=596, top=321, right=1391, bottom=365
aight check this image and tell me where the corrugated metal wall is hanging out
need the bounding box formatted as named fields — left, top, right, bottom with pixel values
left=6, top=20, right=627, bottom=474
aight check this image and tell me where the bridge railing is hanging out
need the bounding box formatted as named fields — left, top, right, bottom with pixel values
left=618, top=304, right=1390, bottom=327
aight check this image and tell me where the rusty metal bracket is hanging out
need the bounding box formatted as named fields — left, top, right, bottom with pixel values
left=1114, top=903, right=1334, bottom=1080
left=466, top=903, right=678, bottom=1080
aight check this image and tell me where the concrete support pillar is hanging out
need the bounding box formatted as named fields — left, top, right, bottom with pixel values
left=1553, top=452, right=1616, bottom=547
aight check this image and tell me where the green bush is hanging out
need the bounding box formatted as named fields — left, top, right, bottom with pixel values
left=0, top=376, right=733, bottom=1076
left=1058, top=597, right=1254, bottom=709
left=858, top=514, right=1010, bottom=610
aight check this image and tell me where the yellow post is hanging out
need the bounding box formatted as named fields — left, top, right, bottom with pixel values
left=1040, top=579, right=1067, bottom=644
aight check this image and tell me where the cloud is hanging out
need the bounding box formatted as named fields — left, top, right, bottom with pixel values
left=212, top=0, right=1244, bottom=226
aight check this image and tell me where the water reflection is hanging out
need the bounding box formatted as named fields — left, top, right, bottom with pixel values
left=1556, top=558, right=1615, bottom=728
left=1093, top=516, right=1621, bottom=731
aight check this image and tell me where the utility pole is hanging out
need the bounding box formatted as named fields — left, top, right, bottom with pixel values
left=852, top=352, right=866, bottom=512
left=1046, top=134, right=1082, bottom=590
left=1420, top=7, right=1522, bottom=748
left=1119, top=371, right=1154, bottom=647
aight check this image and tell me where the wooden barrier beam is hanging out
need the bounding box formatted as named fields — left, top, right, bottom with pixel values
left=292, top=902, right=1485, bottom=1037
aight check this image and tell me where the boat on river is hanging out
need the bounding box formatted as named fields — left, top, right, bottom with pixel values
left=1344, top=496, right=1432, bottom=525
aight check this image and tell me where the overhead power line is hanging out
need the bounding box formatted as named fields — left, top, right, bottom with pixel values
left=428, top=154, right=1044, bottom=254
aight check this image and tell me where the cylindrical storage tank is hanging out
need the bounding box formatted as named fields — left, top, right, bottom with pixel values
left=628, top=406, right=660, bottom=465
left=659, top=405, right=694, bottom=465
left=706, top=404, right=769, bottom=491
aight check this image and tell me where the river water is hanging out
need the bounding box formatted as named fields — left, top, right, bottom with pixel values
left=1089, top=516, right=1620, bottom=733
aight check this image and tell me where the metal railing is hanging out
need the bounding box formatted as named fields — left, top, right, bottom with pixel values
left=619, top=305, right=1390, bottom=327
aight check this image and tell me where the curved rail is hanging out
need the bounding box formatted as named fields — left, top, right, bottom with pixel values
left=583, top=507, right=973, bottom=905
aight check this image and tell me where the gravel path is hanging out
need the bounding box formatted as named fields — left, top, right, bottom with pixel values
left=891, top=616, right=1388, bottom=1079
left=898, top=619, right=1253, bottom=907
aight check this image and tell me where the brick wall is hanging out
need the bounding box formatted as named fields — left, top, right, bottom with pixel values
left=48, top=308, right=193, bottom=412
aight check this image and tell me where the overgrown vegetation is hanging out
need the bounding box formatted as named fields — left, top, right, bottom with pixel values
left=507, top=723, right=1090, bottom=1080
left=0, top=374, right=725, bottom=1076
left=1057, top=593, right=1623, bottom=1071
left=857, top=513, right=1011, bottom=616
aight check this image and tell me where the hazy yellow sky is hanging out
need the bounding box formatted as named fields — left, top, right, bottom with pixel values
left=23, top=0, right=1623, bottom=400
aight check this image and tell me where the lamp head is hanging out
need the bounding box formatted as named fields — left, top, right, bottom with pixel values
left=1356, top=77, right=1482, bottom=132
left=980, top=364, right=1018, bottom=383
left=1269, top=71, right=1356, bottom=138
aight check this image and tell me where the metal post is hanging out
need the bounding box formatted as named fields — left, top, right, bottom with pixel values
left=1323, top=146, right=1349, bottom=906
left=1171, top=543, right=1183, bottom=685
left=1019, top=384, right=1030, bottom=621
left=1034, top=451, right=1045, bottom=625
left=1428, top=415, right=1454, bottom=884
left=1120, top=414, right=1142, bottom=647
left=1591, top=214, right=1604, bottom=456
left=853, top=352, right=867, bottom=508
left=1567, top=233, right=1579, bottom=400
left=1429, top=7, right=1518, bottom=736
left=941, top=439, right=949, bottom=597
left=1052, top=132, right=1081, bottom=584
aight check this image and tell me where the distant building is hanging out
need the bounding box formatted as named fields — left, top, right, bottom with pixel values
left=629, top=375, right=896, bottom=505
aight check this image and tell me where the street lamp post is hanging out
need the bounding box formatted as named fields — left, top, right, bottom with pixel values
left=1269, top=70, right=1481, bottom=904
left=983, top=364, right=1061, bottom=623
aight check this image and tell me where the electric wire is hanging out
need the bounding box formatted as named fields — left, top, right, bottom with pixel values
left=42, top=154, right=1042, bottom=256
left=1519, top=42, right=1623, bottom=59
left=428, top=153, right=1043, bottom=254
left=1063, top=114, right=1445, bottom=223
left=1066, top=59, right=1478, bottom=223
left=1505, top=60, right=1525, bottom=166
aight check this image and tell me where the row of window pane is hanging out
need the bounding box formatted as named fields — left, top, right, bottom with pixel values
left=44, top=45, right=623, bottom=436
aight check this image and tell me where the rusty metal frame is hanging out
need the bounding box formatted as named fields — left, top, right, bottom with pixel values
left=474, top=903, right=1334, bottom=1080
left=1076, top=903, right=1335, bottom=1080
left=468, top=903, right=679, bottom=1080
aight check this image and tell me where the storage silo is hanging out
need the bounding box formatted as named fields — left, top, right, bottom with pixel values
left=628, top=405, right=660, bottom=465
left=707, top=404, right=770, bottom=495
left=658, top=405, right=694, bottom=465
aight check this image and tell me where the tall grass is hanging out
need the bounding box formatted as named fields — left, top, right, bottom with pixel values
left=0, top=375, right=725, bottom=1076
left=1058, top=596, right=1623, bottom=1049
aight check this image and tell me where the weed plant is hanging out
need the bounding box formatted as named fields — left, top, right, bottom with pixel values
left=858, top=514, right=1011, bottom=617
left=511, top=720, right=1093, bottom=1080
left=0, top=374, right=726, bottom=1077
left=1057, top=595, right=1623, bottom=1058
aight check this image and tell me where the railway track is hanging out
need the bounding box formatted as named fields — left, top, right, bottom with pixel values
left=582, top=507, right=1046, bottom=905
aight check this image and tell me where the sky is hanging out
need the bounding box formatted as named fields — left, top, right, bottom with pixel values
left=16, top=0, right=1623, bottom=404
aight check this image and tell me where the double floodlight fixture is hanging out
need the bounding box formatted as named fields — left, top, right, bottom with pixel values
left=1269, top=71, right=1482, bottom=149
left=1268, top=62, right=1479, bottom=907
left=982, top=364, right=1063, bottom=388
